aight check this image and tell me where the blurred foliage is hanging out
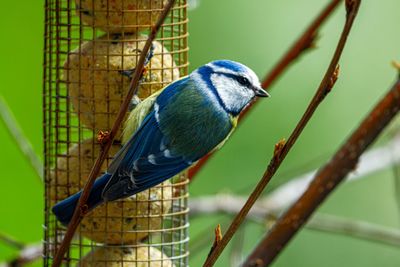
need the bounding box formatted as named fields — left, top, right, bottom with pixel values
left=0, top=0, right=400, bottom=266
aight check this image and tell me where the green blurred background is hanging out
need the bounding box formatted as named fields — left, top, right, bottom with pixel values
left=1, top=0, right=400, bottom=266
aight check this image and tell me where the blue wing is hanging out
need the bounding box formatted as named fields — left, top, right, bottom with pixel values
left=102, top=78, right=192, bottom=201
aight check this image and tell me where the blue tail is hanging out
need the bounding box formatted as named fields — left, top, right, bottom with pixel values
left=51, top=173, right=111, bottom=225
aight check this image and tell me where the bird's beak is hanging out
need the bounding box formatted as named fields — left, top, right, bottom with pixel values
left=254, top=86, right=270, bottom=97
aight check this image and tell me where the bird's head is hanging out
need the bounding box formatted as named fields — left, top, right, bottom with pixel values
left=191, top=60, right=269, bottom=116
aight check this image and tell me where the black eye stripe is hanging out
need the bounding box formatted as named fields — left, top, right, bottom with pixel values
left=214, top=72, right=251, bottom=87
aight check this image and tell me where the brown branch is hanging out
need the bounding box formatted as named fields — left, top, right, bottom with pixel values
left=188, top=0, right=343, bottom=180
left=263, top=134, right=400, bottom=212
left=207, top=224, right=223, bottom=257
left=189, top=133, right=400, bottom=257
left=50, top=1, right=176, bottom=266
left=244, top=78, right=400, bottom=266
left=203, top=1, right=361, bottom=266
left=190, top=216, right=231, bottom=259
left=261, top=0, right=342, bottom=89
left=392, top=61, right=400, bottom=72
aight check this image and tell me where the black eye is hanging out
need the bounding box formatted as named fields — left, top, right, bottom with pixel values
left=237, top=76, right=250, bottom=86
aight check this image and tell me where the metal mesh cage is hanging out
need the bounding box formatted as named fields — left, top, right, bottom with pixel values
left=43, top=0, right=189, bottom=265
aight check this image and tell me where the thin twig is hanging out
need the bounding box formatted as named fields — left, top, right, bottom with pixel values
left=188, top=0, right=343, bottom=179
left=244, top=78, right=400, bottom=266
left=391, top=152, right=400, bottom=216
left=190, top=216, right=231, bottom=259
left=389, top=132, right=400, bottom=216
left=190, top=194, right=271, bottom=220
left=0, top=96, right=43, bottom=181
left=307, top=213, right=400, bottom=248
left=207, top=224, right=222, bottom=257
left=265, top=135, right=400, bottom=213
left=50, top=1, right=176, bottom=266
left=203, top=1, right=360, bottom=266
left=0, top=232, right=42, bottom=267
left=230, top=224, right=246, bottom=267
left=261, top=0, right=342, bottom=89
left=0, top=232, right=25, bottom=250
left=189, top=196, right=400, bottom=249
left=0, top=243, right=42, bottom=267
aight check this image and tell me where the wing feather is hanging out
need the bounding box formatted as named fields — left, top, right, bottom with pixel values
left=102, top=112, right=190, bottom=201
left=102, top=77, right=192, bottom=201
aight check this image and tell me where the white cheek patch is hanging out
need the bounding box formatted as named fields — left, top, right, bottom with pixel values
left=210, top=73, right=254, bottom=112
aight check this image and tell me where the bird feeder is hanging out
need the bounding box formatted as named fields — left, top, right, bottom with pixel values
left=43, top=0, right=189, bottom=265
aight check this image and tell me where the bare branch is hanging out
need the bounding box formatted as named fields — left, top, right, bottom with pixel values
left=265, top=135, right=400, bottom=213
left=207, top=224, right=223, bottom=257
left=190, top=216, right=231, bottom=259
left=51, top=1, right=177, bottom=266
left=392, top=61, right=400, bottom=73
left=261, top=0, right=342, bottom=89
left=244, top=78, right=400, bottom=265
left=189, top=196, right=400, bottom=249
left=203, top=1, right=361, bottom=266
left=307, top=214, right=400, bottom=248
left=0, top=243, right=42, bottom=267
left=0, top=232, right=42, bottom=267
left=0, top=96, right=43, bottom=181
left=230, top=225, right=245, bottom=267
left=188, top=0, right=344, bottom=180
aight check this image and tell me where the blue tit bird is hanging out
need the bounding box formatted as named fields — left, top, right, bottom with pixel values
left=52, top=59, right=270, bottom=225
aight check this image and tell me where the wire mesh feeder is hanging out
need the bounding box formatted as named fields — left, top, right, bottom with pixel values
left=43, top=0, right=189, bottom=266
